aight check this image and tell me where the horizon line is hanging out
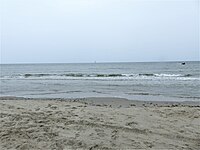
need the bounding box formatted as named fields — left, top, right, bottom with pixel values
left=0, top=60, right=199, bottom=65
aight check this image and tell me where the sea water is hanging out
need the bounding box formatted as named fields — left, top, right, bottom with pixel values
left=0, top=61, right=199, bottom=101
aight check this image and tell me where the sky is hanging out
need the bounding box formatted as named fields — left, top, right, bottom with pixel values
left=0, top=0, right=199, bottom=64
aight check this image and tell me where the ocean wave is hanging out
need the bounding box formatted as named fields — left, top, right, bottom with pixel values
left=183, top=74, right=193, bottom=77
left=155, top=74, right=193, bottom=77
left=22, top=73, right=194, bottom=78
left=139, top=73, right=155, bottom=76
left=23, top=73, right=124, bottom=78
left=0, top=73, right=198, bottom=81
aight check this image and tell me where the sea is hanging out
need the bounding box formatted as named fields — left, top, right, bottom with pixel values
left=0, top=61, right=199, bottom=101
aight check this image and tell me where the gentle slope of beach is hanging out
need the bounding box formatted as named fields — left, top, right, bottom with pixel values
left=0, top=97, right=199, bottom=150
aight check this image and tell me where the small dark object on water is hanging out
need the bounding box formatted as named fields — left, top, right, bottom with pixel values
left=181, top=62, right=186, bottom=65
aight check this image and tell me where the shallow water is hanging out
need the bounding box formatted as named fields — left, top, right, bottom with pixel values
left=0, top=61, right=199, bottom=101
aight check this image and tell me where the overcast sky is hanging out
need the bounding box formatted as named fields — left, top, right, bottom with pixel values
left=0, top=0, right=199, bottom=64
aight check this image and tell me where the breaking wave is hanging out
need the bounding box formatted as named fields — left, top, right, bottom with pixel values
left=0, top=73, right=198, bottom=81
left=139, top=73, right=193, bottom=77
left=23, top=73, right=124, bottom=78
left=23, top=73, right=193, bottom=78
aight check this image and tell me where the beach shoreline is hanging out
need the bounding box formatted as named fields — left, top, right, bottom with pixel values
left=0, top=96, right=199, bottom=149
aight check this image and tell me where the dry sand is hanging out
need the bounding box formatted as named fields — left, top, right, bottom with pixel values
left=0, top=97, right=199, bottom=150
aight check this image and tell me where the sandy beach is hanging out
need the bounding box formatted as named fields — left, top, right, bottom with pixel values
left=0, top=97, right=199, bottom=150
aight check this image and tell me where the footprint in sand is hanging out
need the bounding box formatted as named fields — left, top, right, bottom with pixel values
left=126, top=121, right=138, bottom=127
left=50, top=106, right=58, bottom=110
left=111, top=129, right=119, bottom=140
left=95, top=129, right=106, bottom=137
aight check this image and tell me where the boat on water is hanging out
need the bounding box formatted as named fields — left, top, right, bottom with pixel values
left=181, top=62, right=186, bottom=65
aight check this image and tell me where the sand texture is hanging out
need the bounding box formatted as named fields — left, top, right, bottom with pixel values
left=0, top=97, right=199, bottom=150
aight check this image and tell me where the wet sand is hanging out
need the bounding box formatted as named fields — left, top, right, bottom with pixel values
left=0, top=97, right=199, bottom=150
